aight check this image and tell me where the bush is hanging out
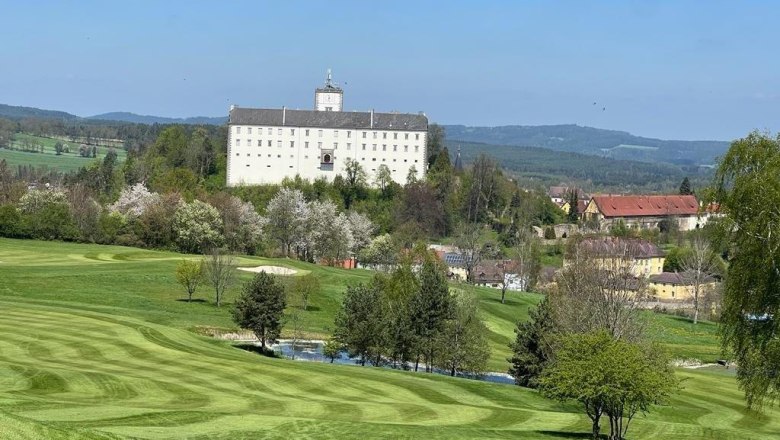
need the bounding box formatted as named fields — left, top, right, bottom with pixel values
left=543, top=226, right=556, bottom=239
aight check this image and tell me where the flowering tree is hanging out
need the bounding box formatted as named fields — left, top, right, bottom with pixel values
left=109, top=183, right=160, bottom=217
left=18, top=189, right=68, bottom=214
left=174, top=199, right=224, bottom=253
left=304, top=200, right=354, bottom=265
left=347, top=211, right=375, bottom=255
left=265, top=188, right=309, bottom=257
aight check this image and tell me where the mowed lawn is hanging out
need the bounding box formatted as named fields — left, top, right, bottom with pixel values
left=0, top=133, right=126, bottom=173
left=1, top=238, right=778, bottom=439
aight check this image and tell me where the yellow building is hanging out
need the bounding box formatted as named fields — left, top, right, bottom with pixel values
left=567, top=237, right=665, bottom=277
left=649, top=271, right=718, bottom=301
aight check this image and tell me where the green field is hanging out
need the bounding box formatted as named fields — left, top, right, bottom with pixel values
left=0, top=133, right=126, bottom=173
left=0, top=238, right=777, bottom=438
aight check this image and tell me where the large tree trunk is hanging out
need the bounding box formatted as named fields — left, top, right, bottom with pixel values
left=501, top=287, right=506, bottom=304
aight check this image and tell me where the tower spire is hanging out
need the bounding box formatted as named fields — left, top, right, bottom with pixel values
left=326, top=68, right=333, bottom=87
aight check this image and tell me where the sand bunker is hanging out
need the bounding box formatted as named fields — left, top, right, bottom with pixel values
left=238, top=265, right=297, bottom=275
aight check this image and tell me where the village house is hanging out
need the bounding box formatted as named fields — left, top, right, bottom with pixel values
left=648, top=271, right=718, bottom=302
left=582, top=194, right=700, bottom=231
left=473, top=260, right=526, bottom=291
left=568, top=236, right=665, bottom=277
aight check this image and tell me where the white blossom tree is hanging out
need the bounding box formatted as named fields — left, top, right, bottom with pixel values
left=265, top=188, right=309, bottom=257
left=109, top=183, right=160, bottom=217
left=18, top=189, right=68, bottom=214
left=303, top=200, right=354, bottom=265
left=347, top=211, right=375, bottom=255
left=174, top=200, right=224, bottom=253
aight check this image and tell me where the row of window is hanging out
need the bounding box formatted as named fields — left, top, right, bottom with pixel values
left=233, top=151, right=418, bottom=164
left=233, top=138, right=421, bottom=153
left=233, top=126, right=422, bottom=141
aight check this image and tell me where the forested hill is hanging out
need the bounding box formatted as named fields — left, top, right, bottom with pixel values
left=0, top=104, right=79, bottom=121
left=88, top=112, right=227, bottom=125
left=449, top=140, right=708, bottom=192
left=443, top=124, right=730, bottom=166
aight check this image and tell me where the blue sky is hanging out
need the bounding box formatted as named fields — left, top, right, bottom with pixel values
left=1, top=1, right=777, bottom=140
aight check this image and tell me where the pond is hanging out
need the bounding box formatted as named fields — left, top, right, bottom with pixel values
left=267, top=339, right=516, bottom=385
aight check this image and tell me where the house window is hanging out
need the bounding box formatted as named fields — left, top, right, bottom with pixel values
left=236, top=127, right=241, bottom=134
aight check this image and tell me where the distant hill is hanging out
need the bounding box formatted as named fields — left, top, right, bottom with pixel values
left=443, top=124, right=730, bottom=167
left=88, top=112, right=227, bottom=125
left=449, top=140, right=709, bottom=192
left=0, top=104, right=79, bottom=121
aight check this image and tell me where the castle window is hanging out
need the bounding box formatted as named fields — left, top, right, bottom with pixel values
left=362, top=131, right=367, bottom=138
left=382, top=145, right=386, bottom=151
left=267, top=128, right=272, bottom=135
left=414, top=146, right=419, bottom=152
left=347, top=143, right=351, bottom=150
left=347, top=131, right=351, bottom=138
left=318, top=142, right=322, bottom=148
left=277, top=140, right=282, bottom=148
left=362, top=144, right=366, bottom=150
left=247, top=127, right=252, bottom=135
left=373, top=132, right=377, bottom=139
left=290, top=128, right=295, bottom=135
left=393, top=133, right=398, bottom=140
left=405, top=133, right=409, bottom=140
left=236, top=127, right=241, bottom=134
left=267, top=140, right=272, bottom=147
left=290, top=141, right=294, bottom=148
left=393, top=145, right=397, bottom=151
left=305, top=142, right=309, bottom=149
left=404, top=145, right=408, bottom=152
left=235, top=139, right=240, bottom=146
left=246, top=153, right=250, bottom=157
left=277, top=128, right=282, bottom=136
left=318, top=130, right=323, bottom=138
left=415, top=134, right=420, bottom=140
left=235, top=153, right=239, bottom=156
left=383, top=132, right=387, bottom=139
left=334, top=142, right=338, bottom=149
left=305, top=129, right=310, bottom=136
left=372, top=144, right=377, bottom=151
left=334, top=130, right=339, bottom=138
left=257, top=140, right=261, bottom=147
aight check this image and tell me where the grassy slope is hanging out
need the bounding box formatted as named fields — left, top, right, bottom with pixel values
left=0, top=238, right=775, bottom=438
left=0, top=133, right=125, bottom=173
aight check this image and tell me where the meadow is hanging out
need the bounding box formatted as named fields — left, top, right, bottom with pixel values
left=0, top=238, right=776, bottom=439
left=0, top=133, right=126, bottom=173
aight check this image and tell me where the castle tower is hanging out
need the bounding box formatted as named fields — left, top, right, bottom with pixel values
left=314, top=68, right=343, bottom=112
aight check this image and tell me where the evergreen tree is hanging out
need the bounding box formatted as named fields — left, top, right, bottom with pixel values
left=333, top=282, right=387, bottom=366
left=232, top=272, right=286, bottom=351
left=508, top=297, right=556, bottom=388
left=566, top=188, right=579, bottom=224
left=679, top=177, right=693, bottom=195
left=409, top=255, right=452, bottom=371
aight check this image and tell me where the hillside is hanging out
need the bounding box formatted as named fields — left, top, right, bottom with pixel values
left=88, top=111, right=227, bottom=125
left=444, top=124, right=730, bottom=166
left=0, top=238, right=771, bottom=439
left=0, top=103, right=79, bottom=121
left=449, top=140, right=709, bottom=192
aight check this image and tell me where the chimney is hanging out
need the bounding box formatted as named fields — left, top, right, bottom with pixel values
left=370, top=109, right=374, bottom=128
left=282, top=106, right=286, bottom=125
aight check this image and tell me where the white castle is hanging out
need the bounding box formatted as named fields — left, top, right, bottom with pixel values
left=226, top=70, right=428, bottom=186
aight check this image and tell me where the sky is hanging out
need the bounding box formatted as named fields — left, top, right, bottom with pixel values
left=1, top=1, right=778, bottom=141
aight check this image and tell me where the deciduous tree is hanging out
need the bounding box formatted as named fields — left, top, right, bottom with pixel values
left=175, top=259, right=204, bottom=302
left=233, top=272, right=286, bottom=351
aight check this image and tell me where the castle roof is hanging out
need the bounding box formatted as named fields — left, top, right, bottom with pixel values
left=591, top=195, right=698, bottom=218
left=229, top=107, right=428, bottom=131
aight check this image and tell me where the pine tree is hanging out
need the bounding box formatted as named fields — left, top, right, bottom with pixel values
left=679, top=177, right=693, bottom=195
left=566, top=188, right=579, bottom=224
left=409, top=255, right=452, bottom=372
left=232, top=272, right=286, bottom=352
left=508, top=297, right=556, bottom=388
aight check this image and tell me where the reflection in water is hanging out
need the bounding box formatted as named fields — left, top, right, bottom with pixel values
left=268, top=339, right=515, bottom=385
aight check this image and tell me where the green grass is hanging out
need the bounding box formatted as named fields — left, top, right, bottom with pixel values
left=1, top=238, right=778, bottom=438
left=0, top=133, right=126, bottom=173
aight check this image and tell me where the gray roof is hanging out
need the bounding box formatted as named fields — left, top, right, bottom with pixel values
left=229, top=108, right=428, bottom=131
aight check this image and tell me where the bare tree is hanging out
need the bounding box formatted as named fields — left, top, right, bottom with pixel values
left=552, top=238, right=646, bottom=342
left=203, top=248, right=236, bottom=307
left=680, top=237, right=717, bottom=324
left=455, top=223, right=483, bottom=282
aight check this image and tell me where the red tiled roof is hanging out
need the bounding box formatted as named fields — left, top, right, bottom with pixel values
left=577, top=199, right=588, bottom=213
left=591, top=195, right=698, bottom=218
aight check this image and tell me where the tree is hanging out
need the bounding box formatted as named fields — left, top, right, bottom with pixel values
left=340, top=158, right=367, bottom=209
left=409, top=256, right=451, bottom=372
left=333, top=282, right=387, bottom=366
left=175, top=259, right=204, bottom=302
left=265, top=187, right=308, bottom=256
left=434, top=287, right=490, bottom=376
left=174, top=200, right=224, bottom=253
left=290, top=274, right=320, bottom=312
left=426, top=123, right=445, bottom=168
left=540, top=332, right=677, bottom=440
left=374, top=164, right=392, bottom=194
left=714, top=131, right=780, bottom=408
left=680, top=237, right=717, bottom=324
left=203, top=248, right=236, bottom=307
left=508, top=297, right=556, bottom=388
left=566, top=188, right=580, bottom=223
left=455, top=222, right=484, bottom=282
left=463, top=154, right=500, bottom=223
left=322, top=338, right=341, bottom=363
left=679, top=176, right=693, bottom=195
left=54, top=141, right=63, bottom=156
left=232, top=272, right=286, bottom=352
left=109, top=183, right=160, bottom=217
left=405, top=165, right=418, bottom=185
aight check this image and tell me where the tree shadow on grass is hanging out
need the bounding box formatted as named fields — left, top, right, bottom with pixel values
left=175, top=298, right=208, bottom=303
left=536, top=431, right=595, bottom=439
left=234, top=343, right=280, bottom=358
left=303, top=306, right=321, bottom=312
